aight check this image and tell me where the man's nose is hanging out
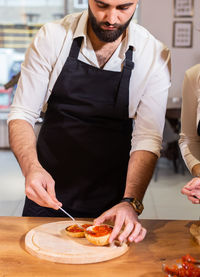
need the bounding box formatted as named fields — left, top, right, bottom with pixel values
left=105, top=9, right=118, bottom=25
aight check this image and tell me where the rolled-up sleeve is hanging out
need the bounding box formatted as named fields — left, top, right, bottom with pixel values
left=7, top=23, right=56, bottom=127
left=131, top=46, right=171, bottom=157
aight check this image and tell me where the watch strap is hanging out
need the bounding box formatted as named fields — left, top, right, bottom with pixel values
left=120, top=197, right=144, bottom=215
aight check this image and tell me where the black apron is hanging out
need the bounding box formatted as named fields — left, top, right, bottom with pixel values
left=23, top=37, right=134, bottom=217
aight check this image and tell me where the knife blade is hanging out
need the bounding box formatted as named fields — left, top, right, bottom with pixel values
left=58, top=206, right=82, bottom=228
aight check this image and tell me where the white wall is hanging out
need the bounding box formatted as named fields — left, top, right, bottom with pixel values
left=139, top=0, right=200, bottom=107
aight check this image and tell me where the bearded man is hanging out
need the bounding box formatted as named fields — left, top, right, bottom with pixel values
left=8, top=0, right=171, bottom=244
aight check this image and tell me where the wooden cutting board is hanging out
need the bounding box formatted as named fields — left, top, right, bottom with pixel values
left=25, top=220, right=129, bottom=264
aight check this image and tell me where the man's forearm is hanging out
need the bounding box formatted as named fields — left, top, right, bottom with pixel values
left=124, top=150, right=158, bottom=201
left=8, top=119, right=42, bottom=177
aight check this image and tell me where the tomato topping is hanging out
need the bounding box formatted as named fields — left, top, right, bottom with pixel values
left=66, top=225, right=83, bottom=233
left=81, top=224, right=92, bottom=230
left=85, top=225, right=113, bottom=237
left=66, top=224, right=93, bottom=233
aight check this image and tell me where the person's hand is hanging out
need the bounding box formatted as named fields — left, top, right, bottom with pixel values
left=25, top=165, right=62, bottom=209
left=181, top=177, right=200, bottom=204
left=94, top=202, right=146, bottom=244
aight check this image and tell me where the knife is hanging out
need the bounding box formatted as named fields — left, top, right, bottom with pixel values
left=58, top=206, right=82, bottom=228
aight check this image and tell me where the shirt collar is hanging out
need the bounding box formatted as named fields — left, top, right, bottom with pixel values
left=73, top=10, right=88, bottom=43
left=117, top=21, right=136, bottom=60
left=127, top=20, right=136, bottom=51
left=124, top=21, right=136, bottom=51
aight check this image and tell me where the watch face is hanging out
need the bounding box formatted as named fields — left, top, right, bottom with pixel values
left=135, top=199, right=142, bottom=208
left=132, top=198, right=144, bottom=214
left=121, top=197, right=144, bottom=215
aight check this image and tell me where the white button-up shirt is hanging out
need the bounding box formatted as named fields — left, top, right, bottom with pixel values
left=8, top=10, right=171, bottom=157
left=179, top=64, right=200, bottom=172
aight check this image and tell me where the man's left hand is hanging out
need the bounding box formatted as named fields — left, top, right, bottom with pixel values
left=94, top=202, right=146, bottom=244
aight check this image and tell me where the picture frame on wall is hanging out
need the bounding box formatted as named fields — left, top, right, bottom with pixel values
left=174, top=0, right=194, bottom=17
left=74, top=0, right=88, bottom=9
left=173, top=21, right=193, bottom=48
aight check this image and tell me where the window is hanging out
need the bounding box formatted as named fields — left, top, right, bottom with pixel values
left=0, top=0, right=65, bottom=108
left=74, top=0, right=88, bottom=9
left=0, top=0, right=139, bottom=109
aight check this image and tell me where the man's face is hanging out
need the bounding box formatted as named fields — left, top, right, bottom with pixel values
left=88, top=0, right=138, bottom=42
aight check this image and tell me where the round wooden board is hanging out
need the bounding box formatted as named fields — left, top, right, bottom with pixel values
left=25, top=220, right=129, bottom=264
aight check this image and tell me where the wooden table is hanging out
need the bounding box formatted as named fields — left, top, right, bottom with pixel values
left=1, top=217, right=200, bottom=276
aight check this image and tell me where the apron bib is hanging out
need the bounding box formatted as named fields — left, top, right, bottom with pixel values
left=23, top=37, right=134, bottom=217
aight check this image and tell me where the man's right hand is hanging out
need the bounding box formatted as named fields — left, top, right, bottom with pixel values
left=25, top=166, right=62, bottom=209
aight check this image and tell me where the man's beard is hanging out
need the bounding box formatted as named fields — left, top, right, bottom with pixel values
left=88, top=6, right=133, bottom=43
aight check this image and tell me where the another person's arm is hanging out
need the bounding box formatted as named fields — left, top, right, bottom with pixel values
left=179, top=65, right=200, bottom=203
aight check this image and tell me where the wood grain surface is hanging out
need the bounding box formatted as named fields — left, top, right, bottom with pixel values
left=1, top=217, right=200, bottom=277
left=25, top=220, right=129, bottom=264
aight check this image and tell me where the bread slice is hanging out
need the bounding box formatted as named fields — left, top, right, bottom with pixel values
left=85, top=225, right=113, bottom=246
left=65, top=224, right=85, bottom=238
left=65, top=224, right=93, bottom=238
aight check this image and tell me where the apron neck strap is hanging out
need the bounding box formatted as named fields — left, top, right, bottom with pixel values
left=114, top=45, right=134, bottom=118
left=69, top=37, right=83, bottom=59
left=124, top=46, right=134, bottom=70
